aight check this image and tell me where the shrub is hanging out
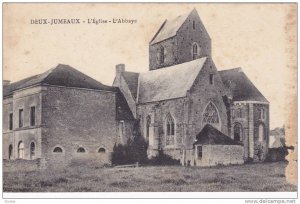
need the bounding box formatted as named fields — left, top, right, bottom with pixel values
left=266, top=147, right=288, bottom=162
left=111, top=120, right=149, bottom=165
left=147, top=151, right=180, bottom=166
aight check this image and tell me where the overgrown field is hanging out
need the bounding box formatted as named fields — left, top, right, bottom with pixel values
left=3, top=161, right=296, bottom=192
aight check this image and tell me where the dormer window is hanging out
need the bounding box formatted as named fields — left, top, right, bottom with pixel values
left=192, top=42, right=200, bottom=60
left=159, top=46, right=164, bottom=64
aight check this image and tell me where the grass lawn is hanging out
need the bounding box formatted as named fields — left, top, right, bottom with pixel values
left=3, top=161, right=296, bottom=192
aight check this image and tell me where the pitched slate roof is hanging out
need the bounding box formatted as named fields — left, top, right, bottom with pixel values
left=194, top=124, right=241, bottom=145
left=3, top=64, right=115, bottom=97
left=150, top=10, right=191, bottom=45
left=218, top=68, right=268, bottom=103
left=137, top=57, right=207, bottom=104
left=115, top=87, right=135, bottom=121
left=121, top=71, right=139, bottom=100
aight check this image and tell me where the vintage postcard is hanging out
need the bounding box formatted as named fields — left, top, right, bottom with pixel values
left=2, top=2, right=297, bottom=201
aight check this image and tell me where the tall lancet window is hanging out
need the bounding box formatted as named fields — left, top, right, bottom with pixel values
left=192, top=42, right=200, bottom=60
left=203, top=102, right=220, bottom=124
left=165, top=113, right=175, bottom=146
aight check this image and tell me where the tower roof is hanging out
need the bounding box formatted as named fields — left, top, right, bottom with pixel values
left=150, top=9, right=195, bottom=45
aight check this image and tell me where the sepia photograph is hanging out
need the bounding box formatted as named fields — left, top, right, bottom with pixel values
left=1, top=2, right=297, bottom=201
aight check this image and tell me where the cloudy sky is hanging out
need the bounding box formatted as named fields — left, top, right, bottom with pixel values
left=3, top=3, right=297, bottom=129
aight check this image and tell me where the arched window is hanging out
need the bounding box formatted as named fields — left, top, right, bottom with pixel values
left=203, top=102, right=220, bottom=124
left=98, top=148, right=106, bottom=153
left=258, top=108, right=265, bottom=120
left=258, top=124, right=265, bottom=142
left=192, top=43, right=200, bottom=60
left=30, top=142, right=35, bottom=159
left=53, top=147, right=63, bottom=153
left=236, top=109, right=242, bottom=118
left=18, top=141, right=24, bottom=159
left=234, top=123, right=243, bottom=142
left=165, top=113, right=175, bottom=146
left=146, top=115, right=151, bottom=139
left=8, top=145, right=13, bottom=160
left=158, top=46, right=164, bottom=64
left=77, top=147, right=86, bottom=153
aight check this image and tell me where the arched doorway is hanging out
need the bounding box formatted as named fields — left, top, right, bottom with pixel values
left=18, top=141, right=24, bottom=159
left=234, top=123, right=243, bottom=142
left=8, top=145, right=13, bottom=160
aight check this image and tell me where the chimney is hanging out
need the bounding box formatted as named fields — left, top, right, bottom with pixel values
left=116, top=64, right=125, bottom=76
left=3, top=80, right=10, bottom=86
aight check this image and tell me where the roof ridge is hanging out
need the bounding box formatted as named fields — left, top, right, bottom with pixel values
left=218, top=67, right=242, bottom=72
left=142, top=57, right=207, bottom=75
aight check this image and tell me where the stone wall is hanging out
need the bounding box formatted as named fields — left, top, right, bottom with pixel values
left=253, top=103, right=269, bottom=161
left=3, top=159, right=41, bottom=172
left=149, top=37, right=178, bottom=70
left=194, top=145, right=244, bottom=167
left=138, top=98, right=186, bottom=160
left=176, top=9, right=211, bottom=65
left=41, top=86, right=118, bottom=167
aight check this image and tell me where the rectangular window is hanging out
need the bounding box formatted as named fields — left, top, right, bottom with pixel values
left=197, top=146, right=202, bottom=159
left=30, top=106, right=36, bottom=126
left=209, top=74, right=214, bottom=85
left=9, top=113, right=13, bottom=130
left=19, top=109, right=23, bottom=128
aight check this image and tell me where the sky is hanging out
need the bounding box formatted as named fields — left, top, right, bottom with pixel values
left=3, top=3, right=297, bottom=129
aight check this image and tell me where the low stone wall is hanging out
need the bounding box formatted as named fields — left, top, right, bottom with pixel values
left=3, top=159, right=41, bottom=172
left=195, top=145, right=244, bottom=167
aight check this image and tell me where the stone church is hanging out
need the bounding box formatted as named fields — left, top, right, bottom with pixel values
left=3, top=9, right=269, bottom=167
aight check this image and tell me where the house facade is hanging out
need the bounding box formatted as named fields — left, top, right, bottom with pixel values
left=3, top=65, right=134, bottom=167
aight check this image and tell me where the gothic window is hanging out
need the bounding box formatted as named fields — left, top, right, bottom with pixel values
left=98, top=148, right=106, bottom=153
left=77, top=147, right=86, bottom=153
left=146, top=115, right=151, bottom=139
left=30, top=142, right=35, bottom=159
left=165, top=113, right=175, bottom=146
left=30, top=106, right=36, bottom=126
left=53, top=147, right=63, bottom=153
left=158, top=46, right=164, bottom=64
left=203, top=102, right=220, bottom=124
left=18, top=141, right=24, bottom=159
left=193, top=20, right=196, bottom=29
left=192, top=43, right=200, bottom=60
